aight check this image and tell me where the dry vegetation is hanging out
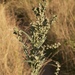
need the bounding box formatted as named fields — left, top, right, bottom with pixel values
left=0, top=0, right=75, bottom=75
left=0, top=4, right=30, bottom=75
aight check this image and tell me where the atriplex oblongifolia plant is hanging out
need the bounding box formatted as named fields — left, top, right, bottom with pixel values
left=14, top=0, right=61, bottom=75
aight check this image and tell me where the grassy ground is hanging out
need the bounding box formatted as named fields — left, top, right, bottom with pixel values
left=0, top=0, right=75, bottom=75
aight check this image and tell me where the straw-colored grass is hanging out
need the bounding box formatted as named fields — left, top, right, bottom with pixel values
left=0, top=0, right=75, bottom=75
left=0, top=4, right=31, bottom=75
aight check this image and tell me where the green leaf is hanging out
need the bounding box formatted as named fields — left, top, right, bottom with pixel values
left=20, top=30, right=32, bottom=42
left=35, top=36, right=46, bottom=49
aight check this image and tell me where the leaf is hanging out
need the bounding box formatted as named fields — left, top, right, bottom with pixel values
left=13, top=28, right=19, bottom=35
left=36, top=36, right=46, bottom=49
left=20, top=30, right=32, bottom=42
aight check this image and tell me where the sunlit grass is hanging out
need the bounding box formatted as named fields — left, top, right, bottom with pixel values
left=0, top=0, right=75, bottom=75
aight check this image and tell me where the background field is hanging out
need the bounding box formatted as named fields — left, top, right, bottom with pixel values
left=0, top=0, right=75, bottom=75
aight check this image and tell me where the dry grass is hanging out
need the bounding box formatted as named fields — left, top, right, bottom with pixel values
left=0, top=4, right=30, bottom=75
left=0, top=0, right=75, bottom=75
left=48, top=0, right=75, bottom=40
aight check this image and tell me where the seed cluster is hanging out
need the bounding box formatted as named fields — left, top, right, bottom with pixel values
left=55, top=61, right=61, bottom=75
left=30, top=1, right=50, bottom=49
left=43, top=42, right=61, bottom=50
